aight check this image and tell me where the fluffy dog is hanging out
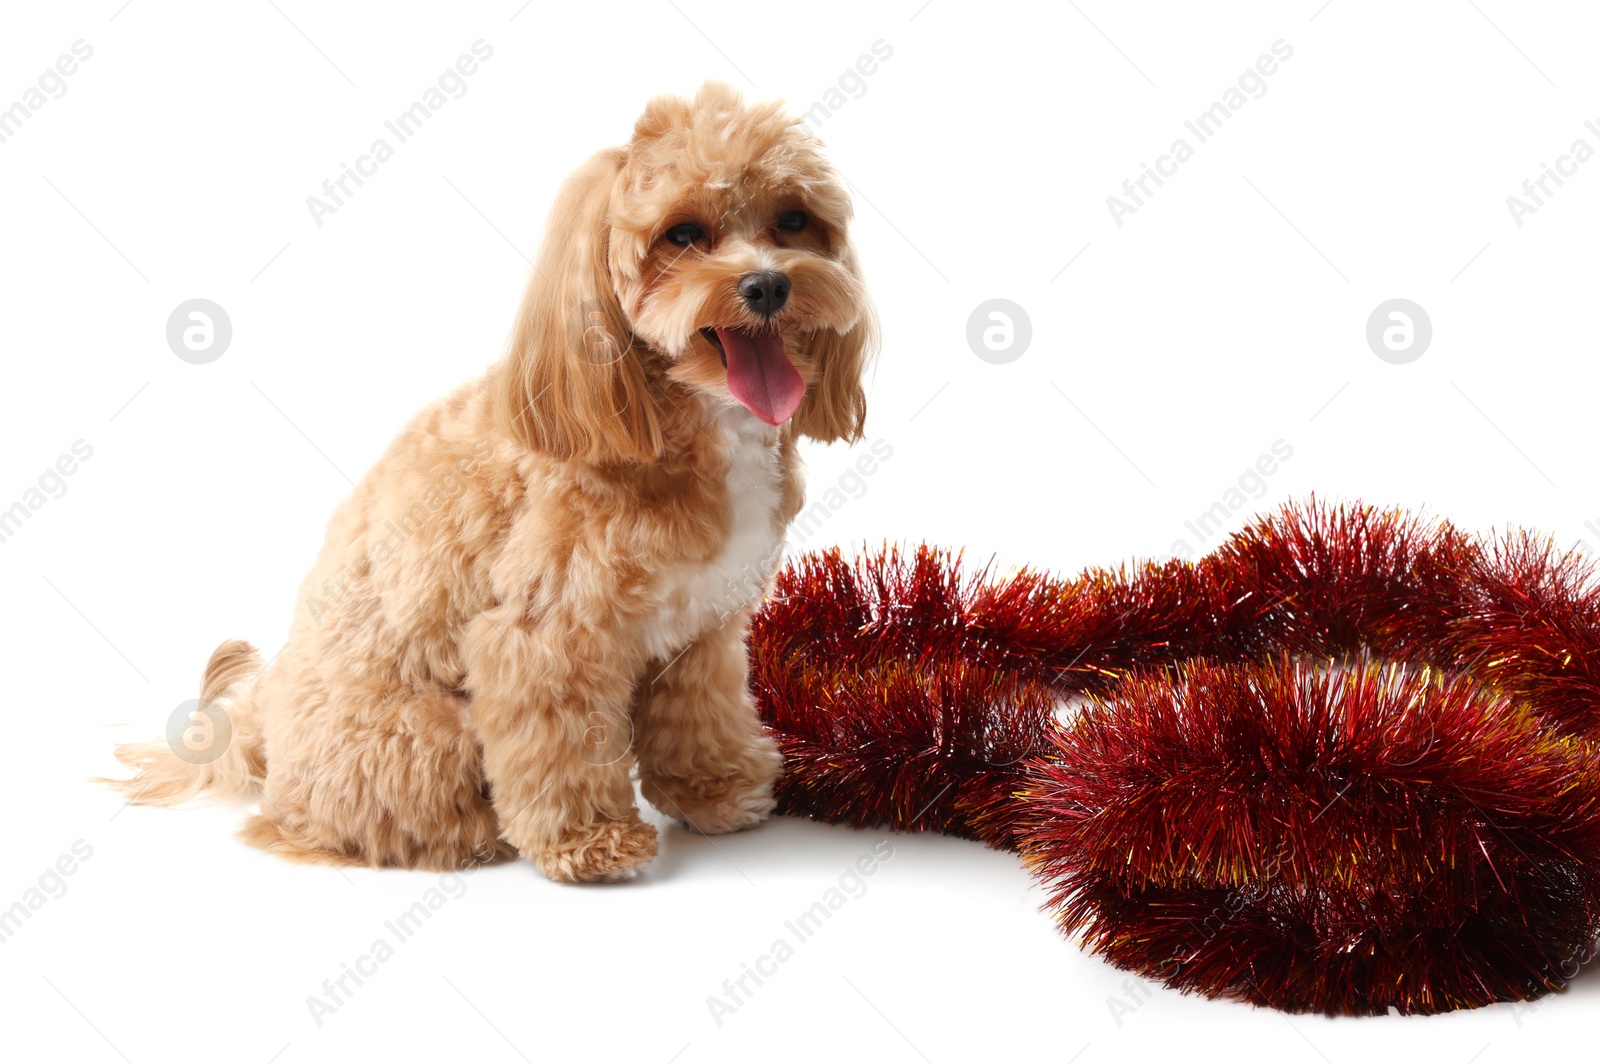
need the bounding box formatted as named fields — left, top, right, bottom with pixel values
left=109, top=81, right=876, bottom=883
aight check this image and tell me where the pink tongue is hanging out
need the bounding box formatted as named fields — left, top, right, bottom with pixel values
left=715, top=327, right=806, bottom=425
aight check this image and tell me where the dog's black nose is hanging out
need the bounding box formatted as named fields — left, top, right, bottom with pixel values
left=738, top=270, right=790, bottom=317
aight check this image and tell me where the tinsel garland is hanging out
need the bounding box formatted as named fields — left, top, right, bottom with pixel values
left=747, top=498, right=1600, bottom=1015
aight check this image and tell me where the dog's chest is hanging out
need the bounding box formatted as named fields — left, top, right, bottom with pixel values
left=641, top=409, right=784, bottom=660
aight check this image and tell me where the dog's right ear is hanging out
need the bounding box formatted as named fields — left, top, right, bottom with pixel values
left=493, top=149, right=664, bottom=464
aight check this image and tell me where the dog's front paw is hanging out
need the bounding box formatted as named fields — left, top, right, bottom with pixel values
left=535, top=817, right=659, bottom=883
left=644, top=765, right=779, bottom=836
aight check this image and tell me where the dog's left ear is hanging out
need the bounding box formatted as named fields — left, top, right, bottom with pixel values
left=493, top=149, right=664, bottom=464
left=792, top=248, right=876, bottom=444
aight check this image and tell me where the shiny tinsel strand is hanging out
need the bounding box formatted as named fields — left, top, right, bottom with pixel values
left=747, top=498, right=1600, bottom=1014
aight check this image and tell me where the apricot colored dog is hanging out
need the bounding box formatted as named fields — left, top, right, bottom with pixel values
left=109, top=82, right=875, bottom=883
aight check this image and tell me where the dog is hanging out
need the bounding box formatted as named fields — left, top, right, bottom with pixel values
left=108, top=81, right=876, bottom=883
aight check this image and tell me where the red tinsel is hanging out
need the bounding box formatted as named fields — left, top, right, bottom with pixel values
left=748, top=498, right=1600, bottom=1015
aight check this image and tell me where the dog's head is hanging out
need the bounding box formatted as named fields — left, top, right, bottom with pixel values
left=496, top=81, right=876, bottom=463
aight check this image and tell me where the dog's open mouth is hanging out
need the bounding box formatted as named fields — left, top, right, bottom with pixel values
left=699, top=326, right=806, bottom=426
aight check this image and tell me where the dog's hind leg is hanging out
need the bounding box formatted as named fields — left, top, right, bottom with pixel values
left=243, top=677, right=511, bottom=872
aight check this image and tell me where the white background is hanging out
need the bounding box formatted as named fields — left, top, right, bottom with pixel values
left=3, top=1, right=1598, bottom=1061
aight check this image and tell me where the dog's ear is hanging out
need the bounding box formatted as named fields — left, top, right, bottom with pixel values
left=792, top=248, right=876, bottom=444
left=494, top=149, right=663, bottom=464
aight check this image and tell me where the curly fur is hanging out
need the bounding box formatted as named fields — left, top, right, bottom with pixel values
left=106, top=82, right=876, bottom=883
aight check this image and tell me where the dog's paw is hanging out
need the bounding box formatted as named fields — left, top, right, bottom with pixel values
left=535, top=817, right=659, bottom=884
left=645, top=772, right=777, bottom=835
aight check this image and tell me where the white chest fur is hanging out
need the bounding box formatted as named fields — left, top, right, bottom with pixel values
left=640, top=405, right=784, bottom=661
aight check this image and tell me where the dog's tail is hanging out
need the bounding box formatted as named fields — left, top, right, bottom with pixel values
left=101, top=640, right=267, bottom=806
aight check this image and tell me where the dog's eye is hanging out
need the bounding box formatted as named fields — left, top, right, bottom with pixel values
left=777, top=210, right=808, bottom=232
left=665, top=222, right=706, bottom=247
